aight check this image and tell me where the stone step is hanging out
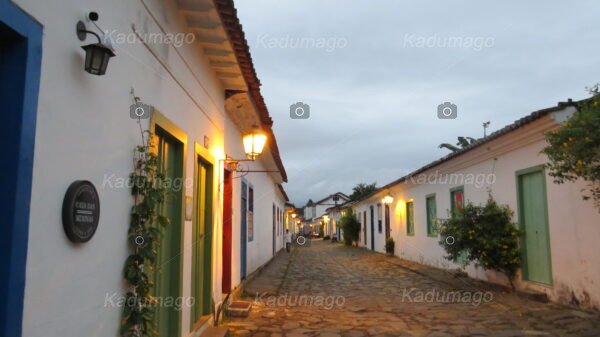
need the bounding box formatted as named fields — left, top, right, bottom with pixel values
left=517, top=288, right=549, bottom=303
left=199, top=326, right=228, bottom=337
left=191, top=315, right=212, bottom=335
left=226, top=300, right=252, bottom=317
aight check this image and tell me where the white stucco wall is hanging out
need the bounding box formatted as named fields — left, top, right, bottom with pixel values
left=16, top=0, right=287, bottom=336
left=225, top=118, right=287, bottom=287
left=353, top=112, right=600, bottom=310
left=353, top=201, right=385, bottom=251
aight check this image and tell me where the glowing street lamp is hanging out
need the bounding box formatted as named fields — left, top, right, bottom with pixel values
left=242, top=128, right=267, bottom=160
left=382, top=193, right=394, bottom=205
left=223, top=126, right=270, bottom=172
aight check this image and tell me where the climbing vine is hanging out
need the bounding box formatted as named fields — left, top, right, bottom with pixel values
left=120, top=129, right=169, bottom=337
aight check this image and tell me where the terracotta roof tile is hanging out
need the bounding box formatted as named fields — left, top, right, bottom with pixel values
left=356, top=99, right=580, bottom=202
left=214, top=0, right=288, bottom=182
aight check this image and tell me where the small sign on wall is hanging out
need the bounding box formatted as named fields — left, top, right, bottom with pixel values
left=62, top=180, right=100, bottom=243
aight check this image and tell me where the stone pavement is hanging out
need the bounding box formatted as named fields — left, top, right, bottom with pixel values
left=224, top=240, right=600, bottom=337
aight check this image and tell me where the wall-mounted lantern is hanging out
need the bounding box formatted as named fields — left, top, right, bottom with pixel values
left=291, top=213, right=297, bottom=219
left=382, top=193, right=394, bottom=205
left=242, top=128, right=267, bottom=160
left=223, top=126, right=274, bottom=175
left=76, top=13, right=115, bottom=76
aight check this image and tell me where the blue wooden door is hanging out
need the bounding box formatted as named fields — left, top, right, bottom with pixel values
left=272, top=204, right=276, bottom=255
left=370, top=206, right=375, bottom=250
left=0, top=5, right=43, bottom=337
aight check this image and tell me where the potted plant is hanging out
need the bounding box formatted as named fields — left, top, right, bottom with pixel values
left=385, top=237, right=395, bottom=256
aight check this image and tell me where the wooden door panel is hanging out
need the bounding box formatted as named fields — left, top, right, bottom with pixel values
left=519, top=170, right=552, bottom=285
left=155, top=130, right=183, bottom=337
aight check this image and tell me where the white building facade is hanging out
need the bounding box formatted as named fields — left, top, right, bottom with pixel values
left=351, top=102, right=600, bottom=311
left=1, top=0, right=289, bottom=337
left=301, top=193, right=349, bottom=235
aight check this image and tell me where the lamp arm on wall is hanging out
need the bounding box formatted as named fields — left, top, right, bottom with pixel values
left=78, top=29, right=102, bottom=43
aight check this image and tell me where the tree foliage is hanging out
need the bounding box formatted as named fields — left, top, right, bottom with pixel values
left=349, top=182, right=377, bottom=201
left=542, top=86, right=600, bottom=209
left=338, top=209, right=361, bottom=245
left=438, top=197, right=521, bottom=290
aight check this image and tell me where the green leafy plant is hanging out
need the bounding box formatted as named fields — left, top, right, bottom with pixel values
left=338, top=209, right=360, bottom=246
left=385, top=237, right=395, bottom=255
left=438, top=197, right=521, bottom=290
left=439, top=136, right=478, bottom=152
left=542, top=86, right=600, bottom=210
left=120, top=131, right=170, bottom=337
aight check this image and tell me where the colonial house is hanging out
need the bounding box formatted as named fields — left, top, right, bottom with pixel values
left=350, top=100, right=600, bottom=311
left=300, top=192, right=349, bottom=235
left=1, top=0, right=289, bottom=337
left=323, top=201, right=354, bottom=240
left=285, top=204, right=301, bottom=234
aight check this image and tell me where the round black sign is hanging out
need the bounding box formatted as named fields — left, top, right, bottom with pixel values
left=62, top=180, right=100, bottom=243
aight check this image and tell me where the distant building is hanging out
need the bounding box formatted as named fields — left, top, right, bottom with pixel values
left=300, top=192, right=350, bottom=236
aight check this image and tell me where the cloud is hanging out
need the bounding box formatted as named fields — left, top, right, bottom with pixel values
left=235, top=0, right=600, bottom=205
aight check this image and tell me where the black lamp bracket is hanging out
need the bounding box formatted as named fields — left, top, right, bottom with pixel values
left=76, top=20, right=102, bottom=43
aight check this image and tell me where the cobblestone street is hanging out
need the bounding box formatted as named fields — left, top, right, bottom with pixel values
left=224, top=240, right=599, bottom=337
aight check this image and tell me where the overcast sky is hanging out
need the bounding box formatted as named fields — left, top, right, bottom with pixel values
left=235, top=0, right=600, bottom=206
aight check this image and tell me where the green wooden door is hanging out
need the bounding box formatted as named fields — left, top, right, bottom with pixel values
left=518, top=168, right=552, bottom=285
left=406, top=201, right=414, bottom=236
left=155, top=129, right=183, bottom=337
left=191, top=157, right=213, bottom=325
left=426, top=195, right=437, bottom=236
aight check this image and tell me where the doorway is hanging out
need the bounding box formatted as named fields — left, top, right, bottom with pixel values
left=191, top=152, right=214, bottom=323
left=240, top=181, right=248, bottom=279
left=0, top=4, right=43, bottom=336
left=272, top=204, right=276, bottom=255
left=222, top=169, right=233, bottom=293
left=154, top=127, right=184, bottom=337
left=384, top=205, right=391, bottom=240
left=363, top=212, right=367, bottom=245
left=517, top=166, right=553, bottom=285
left=370, top=206, right=375, bottom=250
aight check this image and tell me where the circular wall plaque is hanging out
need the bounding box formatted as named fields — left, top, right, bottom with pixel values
left=62, top=180, right=100, bottom=243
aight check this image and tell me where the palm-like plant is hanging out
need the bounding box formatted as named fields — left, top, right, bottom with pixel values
left=439, top=136, right=478, bottom=152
